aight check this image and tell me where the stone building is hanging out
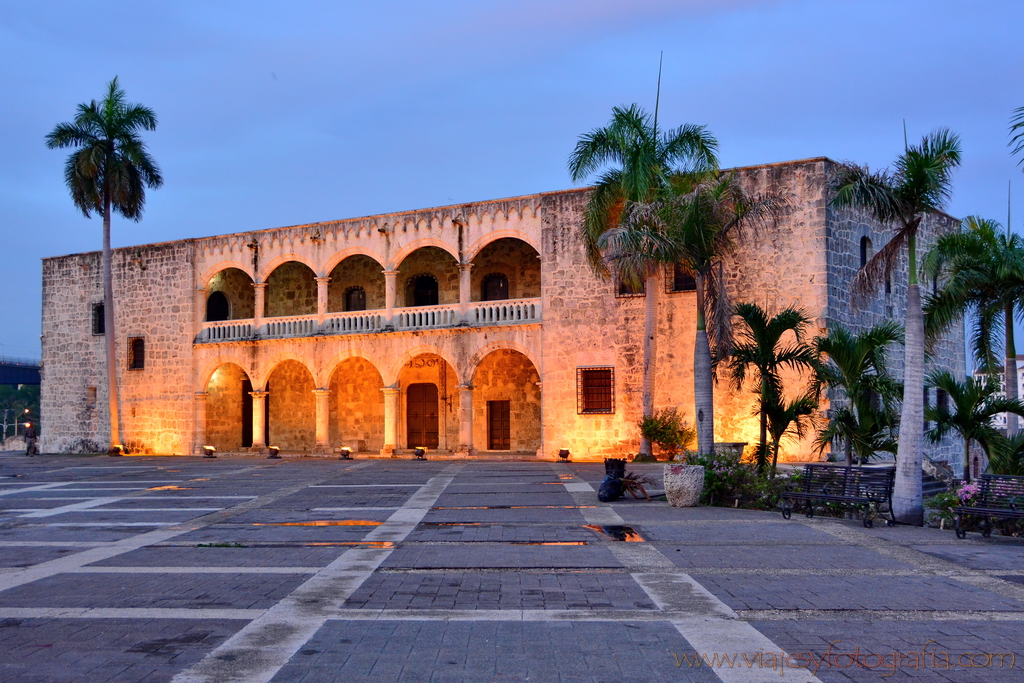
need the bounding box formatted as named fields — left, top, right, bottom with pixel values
left=39, top=157, right=967, bottom=467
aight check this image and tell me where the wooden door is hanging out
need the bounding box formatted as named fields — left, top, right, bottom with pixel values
left=488, top=400, right=510, bottom=450
left=406, top=383, right=439, bottom=448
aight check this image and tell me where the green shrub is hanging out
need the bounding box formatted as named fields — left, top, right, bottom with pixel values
left=687, top=448, right=795, bottom=510
left=638, top=408, right=695, bottom=460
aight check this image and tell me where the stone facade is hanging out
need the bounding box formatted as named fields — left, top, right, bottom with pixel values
left=39, top=157, right=966, bottom=469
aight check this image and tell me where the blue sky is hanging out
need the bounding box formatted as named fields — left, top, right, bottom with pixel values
left=1, top=0, right=1022, bottom=359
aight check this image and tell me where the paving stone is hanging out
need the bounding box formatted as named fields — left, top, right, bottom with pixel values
left=380, top=544, right=623, bottom=569
left=85, top=546, right=347, bottom=568
left=660, top=543, right=917, bottom=570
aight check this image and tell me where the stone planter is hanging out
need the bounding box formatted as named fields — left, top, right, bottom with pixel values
left=664, top=465, right=705, bottom=507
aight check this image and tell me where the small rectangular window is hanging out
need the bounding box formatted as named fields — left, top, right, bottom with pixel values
left=128, top=337, right=145, bottom=370
left=616, top=275, right=645, bottom=298
left=667, top=263, right=697, bottom=293
left=936, top=388, right=949, bottom=413
left=91, top=303, right=105, bottom=335
left=577, top=367, right=614, bottom=414
left=86, top=387, right=97, bottom=408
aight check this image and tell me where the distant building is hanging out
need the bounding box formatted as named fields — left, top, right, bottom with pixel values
left=973, top=356, right=1024, bottom=432
left=40, top=158, right=966, bottom=466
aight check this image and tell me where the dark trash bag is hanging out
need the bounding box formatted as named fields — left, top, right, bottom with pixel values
left=598, top=475, right=623, bottom=502
left=604, top=458, right=626, bottom=479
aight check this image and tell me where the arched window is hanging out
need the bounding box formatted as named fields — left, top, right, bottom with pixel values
left=860, top=236, right=872, bottom=268
left=206, top=291, right=230, bottom=321
left=406, top=274, right=438, bottom=307
left=482, top=273, right=509, bottom=301
left=345, top=286, right=366, bottom=312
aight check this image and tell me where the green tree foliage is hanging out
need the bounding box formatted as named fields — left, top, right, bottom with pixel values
left=813, top=321, right=904, bottom=465
left=831, top=129, right=962, bottom=525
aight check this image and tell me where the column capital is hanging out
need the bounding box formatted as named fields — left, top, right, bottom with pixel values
left=381, top=387, right=401, bottom=396
left=458, top=263, right=473, bottom=272
left=249, top=390, right=269, bottom=399
left=315, top=276, right=331, bottom=284
left=383, top=269, right=399, bottom=277
left=457, top=383, right=474, bottom=392
left=195, top=286, right=209, bottom=294
left=194, top=391, right=209, bottom=399
left=252, top=281, right=268, bottom=290
left=312, top=388, right=332, bottom=397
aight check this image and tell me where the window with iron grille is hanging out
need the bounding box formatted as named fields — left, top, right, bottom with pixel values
left=616, top=274, right=644, bottom=298
left=666, top=263, right=696, bottom=292
left=91, top=302, right=105, bottom=335
left=577, top=367, right=614, bottom=414
left=128, top=337, right=145, bottom=370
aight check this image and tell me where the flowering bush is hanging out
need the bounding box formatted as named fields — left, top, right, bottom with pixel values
left=686, top=449, right=794, bottom=510
left=957, top=483, right=980, bottom=504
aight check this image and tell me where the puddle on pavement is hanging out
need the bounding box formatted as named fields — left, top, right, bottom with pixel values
left=147, top=485, right=193, bottom=491
left=583, top=525, right=645, bottom=542
left=189, top=478, right=210, bottom=482
left=254, top=520, right=382, bottom=527
left=422, top=522, right=483, bottom=526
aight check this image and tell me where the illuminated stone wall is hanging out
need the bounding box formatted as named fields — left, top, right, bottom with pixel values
left=206, top=363, right=247, bottom=452
left=471, top=349, right=541, bottom=452
left=327, top=255, right=386, bottom=312
left=265, top=262, right=317, bottom=317
left=206, top=268, right=255, bottom=320
left=470, top=238, right=542, bottom=301
left=397, top=247, right=459, bottom=306
left=266, top=359, right=316, bottom=450
left=328, top=357, right=385, bottom=451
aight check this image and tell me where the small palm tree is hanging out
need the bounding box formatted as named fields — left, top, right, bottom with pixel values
left=988, top=432, right=1024, bottom=476
left=729, top=302, right=819, bottom=473
left=765, top=391, right=820, bottom=479
left=606, top=172, right=790, bottom=455
left=924, top=216, right=1024, bottom=436
left=813, top=321, right=904, bottom=465
left=568, top=104, right=717, bottom=459
left=925, top=371, right=1024, bottom=483
left=46, top=78, right=163, bottom=452
left=831, top=129, right=962, bottom=525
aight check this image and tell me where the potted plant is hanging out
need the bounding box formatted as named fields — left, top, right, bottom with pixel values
left=664, top=450, right=704, bottom=507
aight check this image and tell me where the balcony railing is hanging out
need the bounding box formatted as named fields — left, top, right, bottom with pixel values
left=195, top=298, right=541, bottom=343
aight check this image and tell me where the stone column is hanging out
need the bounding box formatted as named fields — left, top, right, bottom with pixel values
left=383, top=270, right=398, bottom=327
left=253, top=282, right=267, bottom=334
left=381, top=385, right=400, bottom=456
left=193, top=391, right=208, bottom=454
left=535, top=381, right=544, bottom=458
left=458, top=263, right=473, bottom=323
left=313, top=388, right=331, bottom=454
left=250, top=390, right=268, bottom=450
left=315, top=277, right=330, bottom=324
left=455, top=383, right=476, bottom=455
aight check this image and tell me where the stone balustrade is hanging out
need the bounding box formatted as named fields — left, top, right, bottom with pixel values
left=195, top=298, right=542, bottom=343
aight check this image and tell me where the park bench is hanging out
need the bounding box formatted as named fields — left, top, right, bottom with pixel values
left=780, top=464, right=896, bottom=528
left=954, top=473, right=1024, bottom=539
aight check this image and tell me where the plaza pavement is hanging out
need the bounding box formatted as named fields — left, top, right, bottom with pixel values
left=0, top=452, right=1022, bottom=683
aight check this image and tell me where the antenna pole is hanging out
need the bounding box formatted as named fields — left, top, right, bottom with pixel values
left=903, top=119, right=908, bottom=151
left=1009, top=179, right=1013, bottom=237
left=653, top=51, right=663, bottom=136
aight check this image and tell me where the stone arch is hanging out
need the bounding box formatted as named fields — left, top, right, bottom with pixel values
left=395, top=246, right=459, bottom=307
left=467, top=341, right=541, bottom=380
left=255, top=352, right=316, bottom=390
left=199, top=260, right=255, bottom=287
left=321, top=247, right=385, bottom=278
left=264, top=358, right=316, bottom=451
left=264, top=260, right=318, bottom=317
left=470, top=347, right=542, bottom=453
left=203, top=361, right=253, bottom=453
left=389, top=239, right=460, bottom=270
left=317, top=350, right=384, bottom=387
left=199, top=355, right=255, bottom=393
left=466, top=230, right=541, bottom=262
left=327, top=253, right=386, bottom=312
left=384, top=345, right=462, bottom=386
left=258, top=253, right=319, bottom=283
left=468, top=237, right=541, bottom=301
left=326, top=355, right=386, bottom=452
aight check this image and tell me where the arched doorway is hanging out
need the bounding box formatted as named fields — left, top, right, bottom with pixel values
left=206, top=268, right=255, bottom=320
left=472, top=349, right=541, bottom=452
left=265, top=359, right=315, bottom=451
left=327, top=255, right=385, bottom=312
left=265, top=262, right=317, bottom=317
left=470, top=238, right=541, bottom=301
left=328, top=357, right=385, bottom=452
left=397, top=353, right=457, bottom=450
left=205, top=363, right=252, bottom=452
left=396, top=247, right=459, bottom=307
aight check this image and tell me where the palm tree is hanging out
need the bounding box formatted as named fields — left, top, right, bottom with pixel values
left=603, top=172, right=790, bottom=455
left=813, top=321, right=904, bottom=466
left=46, top=78, right=163, bottom=453
left=925, top=370, right=1024, bottom=483
left=765, top=392, right=820, bottom=479
left=831, top=129, right=962, bottom=525
left=568, top=104, right=717, bottom=459
left=924, top=216, right=1024, bottom=437
left=729, top=302, right=819, bottom=473
left=988, top=432, right=1024, bottom=476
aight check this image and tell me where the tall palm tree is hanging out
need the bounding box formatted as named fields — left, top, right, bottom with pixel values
left=924, top=216, right=1024, bottom=437
left=831, top=129, right=962, bottom=525
left=604, top=172, right=790, bottom=455
left=568, top=104, right=717, bottom=459
left=813, top=321, right=904, bottom=466
left=729, top=302, right=819, bottom=473
left=925, top=371, right=1024, bottom=482
left=46, top=78, right=163, bottom=453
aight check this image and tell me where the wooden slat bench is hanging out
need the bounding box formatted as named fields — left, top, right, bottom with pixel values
left=781, top=464, right=896, bottom=528
left=954, top=473, right=1024, bottom=539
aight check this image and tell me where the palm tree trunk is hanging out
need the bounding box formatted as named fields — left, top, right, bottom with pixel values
left=693, top=273, right=714, bottom=455
left=895, top=279, right=925, bottom=526
left=101, top=195, right=122, bottom=453
left=963, top=438, right=972, bottom=483
left=639, top=272, right=658, bottom=458
left=1006, top=303, right=1018, bottom=438
left=758, top=384, right=769, bottom=473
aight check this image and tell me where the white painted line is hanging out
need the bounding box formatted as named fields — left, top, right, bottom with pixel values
left=18, top=497, right=124, bottom=518
left=0, top=607, right=263, bottom=619
left=40, top=522, right=179, bottom=527
left=0, top=541, right=115, bottom=547
left=308, top=484, right=423, bottom=488
left=312, top=507, right=399, bottom=511
left=564, top=482, right=595, bottom=492
left=0, top=483, right=70, bottom=498
left=41, top=487, right=149, bottom=491
left=71, top=566, right=321, bottom=574
left=62, top=508, right=224, bottom=512
left=172, top=463, right=465, bottom=683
